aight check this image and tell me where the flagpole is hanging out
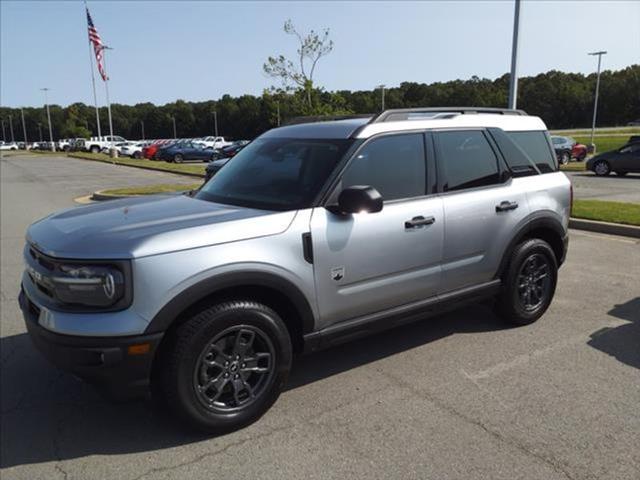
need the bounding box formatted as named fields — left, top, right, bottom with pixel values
left=102, top=45, right=116, bottom=159
left=85, top=1, right=101, bottom=139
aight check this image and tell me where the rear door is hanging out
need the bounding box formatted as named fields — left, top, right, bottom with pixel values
left=434, top=129, right=530, bottom=293
left=310, top=132, right=444, bottom=328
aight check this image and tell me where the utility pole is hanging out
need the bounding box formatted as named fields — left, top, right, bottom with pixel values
left=276, top=102, right=281, bottom=127
left=508, top=0, right=521, bottom=109
left=8, top=115, right=15, bottom=143
left=376, top=84, right=386, bottom=111
left=213, top=111, right=218, bottom=137
left=20, top=108, right=28, bottom=146
left=172, top=116, right=177, bottom=139
left=140, top=120, right=145, bottom=140
left=41, top=88, right=55, bottom=152
left=588, top=50, right=607, bottom=151
left=37, top=123, right=43, bottom=142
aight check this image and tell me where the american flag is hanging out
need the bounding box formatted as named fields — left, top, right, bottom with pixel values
left=86, top=7, right=108, bottom=81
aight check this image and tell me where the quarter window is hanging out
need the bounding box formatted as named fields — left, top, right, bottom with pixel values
left=508, top=131, right=557, bottom=173
left=436, top=130, right=501, bottom=191
left=340, top=133, right=426, bottom=201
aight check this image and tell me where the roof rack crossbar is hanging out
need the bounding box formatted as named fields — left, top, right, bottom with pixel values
left=370, top=107, right=527, bottom=123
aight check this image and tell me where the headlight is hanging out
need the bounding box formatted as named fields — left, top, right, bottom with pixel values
left=25, top=245, right=132, bottom=311
left=53, top=264, right=126, bottom=308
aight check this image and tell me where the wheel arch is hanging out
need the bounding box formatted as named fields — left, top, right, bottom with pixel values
left=495, top=215, right=567, bottom=280
left=144, top=271, right=316, bottom=353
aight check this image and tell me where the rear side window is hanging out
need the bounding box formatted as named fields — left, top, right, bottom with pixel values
left=341, top=133, right=426, bottom=201
left=508, top=131, right=557, bottom=173
left=436, top=130, right=501, bottom=192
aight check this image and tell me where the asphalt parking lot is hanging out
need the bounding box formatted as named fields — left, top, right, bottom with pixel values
left=567, top=170, right=640, bottom=204
left=1, top=155, right=639, bottom=480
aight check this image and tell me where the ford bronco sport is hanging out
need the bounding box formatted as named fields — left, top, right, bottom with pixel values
left=20, top=107, right=571, bottom=433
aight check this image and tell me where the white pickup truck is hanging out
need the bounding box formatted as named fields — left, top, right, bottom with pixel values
left=76, top=135, right=127, bottom=153
left=198, top=136, right=233, bottom=150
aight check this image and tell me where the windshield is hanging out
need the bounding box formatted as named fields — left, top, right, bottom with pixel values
left=196, top=137, right=353, bottom=210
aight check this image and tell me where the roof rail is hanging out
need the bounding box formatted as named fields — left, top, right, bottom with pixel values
left=370, top=107, right=528, bottom=123
left=283, top=114, right=373, bottom=126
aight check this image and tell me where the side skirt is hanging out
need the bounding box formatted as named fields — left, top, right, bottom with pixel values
left=303, top=279, right=502, bottom=353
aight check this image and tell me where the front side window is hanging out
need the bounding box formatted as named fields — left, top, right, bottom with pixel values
left=339, top=133, right=426, bottom=201
left=197, top=138, right=353, bottom=210
left=436, top=130, right=501, bottom=191
left=508, top=131, right=557, bottom=173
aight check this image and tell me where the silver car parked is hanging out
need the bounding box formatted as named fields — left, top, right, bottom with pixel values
left=20, top=107, right=571, bottom=433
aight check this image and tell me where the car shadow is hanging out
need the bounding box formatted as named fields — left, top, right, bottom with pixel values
left=587, top=297, right=640, bottom=370
left=1, top=304, right=506, bottom=468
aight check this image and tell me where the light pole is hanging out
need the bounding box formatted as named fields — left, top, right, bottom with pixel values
left=37, top=123, right=43, bottom=142
left=172, top=116, right=177, bottom=139
left=140, top=120, right=145, bottom=140
left=8, top=115, right=15, bottom=143
left=41, top=88, right=55, bottom=152
left=508, top=0, right=521, bottom=109
left=1, top=120, right=5, bottom=141
left=101, top=45, right=116, bottom=156
left=213, top=111, right=218, bottom=137
left=20, top=108, right=28, bottom=147
left=376, top=84, right=386, bottom=111
left=588, top=50, right=607, bottom=151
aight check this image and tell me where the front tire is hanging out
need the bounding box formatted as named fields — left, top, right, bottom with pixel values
left=615, top=171, right=627, bottom=177
left=594, top=160, right=610, bottom=176
left=174, top=153, right=183, bottom=163
left=158, top=301, right=292, bottom=434
left=496, top=239, right=558, bottom=326
left=559, top=152, right=570, bottom=165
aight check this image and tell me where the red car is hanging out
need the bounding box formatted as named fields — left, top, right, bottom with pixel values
left=572, top=142, right=588, bottom=161
left=142, top=140, right=172, bottom=160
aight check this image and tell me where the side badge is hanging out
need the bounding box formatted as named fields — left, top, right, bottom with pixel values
left=330, top=266, right=345, bottom=282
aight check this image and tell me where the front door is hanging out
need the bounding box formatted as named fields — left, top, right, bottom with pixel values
left=310, top=132, right=444, bottom=329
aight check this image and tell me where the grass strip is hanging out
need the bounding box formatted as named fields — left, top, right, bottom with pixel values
left=68, top=152, right=206, bottom=177
left=101, top=183, right=202, bottom=196
left=572, top=200, right=640, bottom=226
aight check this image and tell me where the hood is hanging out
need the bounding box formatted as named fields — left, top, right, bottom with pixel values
left=27, top=194, right=296, bottom=259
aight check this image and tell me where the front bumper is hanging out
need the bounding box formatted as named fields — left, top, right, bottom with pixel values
left=19, top=288, right=164, bottom=399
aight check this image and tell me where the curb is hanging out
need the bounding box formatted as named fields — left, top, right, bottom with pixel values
left=67, top=153, right=205, bottom=179
left=91, top=190, right=131, bottom=201
left=569, top=218, right=640, bottom=239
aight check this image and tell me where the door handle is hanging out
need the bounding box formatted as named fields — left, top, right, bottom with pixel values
left=496, top=201, right=519, bottom=212
left=405, top=216, right=436, bottom=229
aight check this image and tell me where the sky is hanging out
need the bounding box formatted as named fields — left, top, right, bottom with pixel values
left=1, top=0, right=639, bottom=108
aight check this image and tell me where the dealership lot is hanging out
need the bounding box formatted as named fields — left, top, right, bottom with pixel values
left=1, top=155, right=639, bottom=480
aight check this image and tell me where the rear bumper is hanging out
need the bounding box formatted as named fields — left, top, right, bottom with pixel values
left=19, top=288, right=163, bottom=399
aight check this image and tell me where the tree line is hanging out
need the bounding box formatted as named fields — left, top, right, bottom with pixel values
left=1, top=65, right=638, bottom=142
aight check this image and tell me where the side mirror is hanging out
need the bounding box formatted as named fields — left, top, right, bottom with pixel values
left=332, top=185, right=383, bottom=215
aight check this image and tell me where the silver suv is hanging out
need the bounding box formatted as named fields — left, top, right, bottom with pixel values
left=20, top=107, right=571, bottom=433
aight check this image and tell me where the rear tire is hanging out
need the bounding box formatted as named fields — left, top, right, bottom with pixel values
left=174, top=154, right=183, bottom=163
left=496, top=239, right=557, bottom=326
left=559, top=152, right=570, bottom=165
left=157, top=301, right=292, bottom=434
left=615, top=171, right=627, bottom=176
left=90, top=146, right=100, bottom=154
left=133, top=151, right=142, bottom=159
